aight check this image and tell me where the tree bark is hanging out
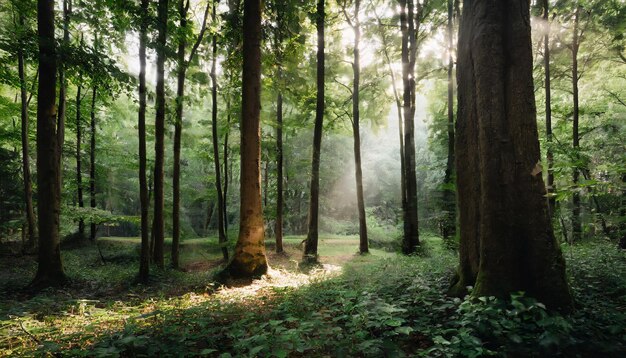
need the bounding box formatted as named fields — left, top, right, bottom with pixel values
left=138, top=0, right=150, bottom=282
left=172, top=0, right=188, bottom=269
left=619, top=173, right=626, bottom=249
left=349, top=0, right=368, bottom=254
left=211, top=0, right=229, bottom=261
left=76, top=80, right=85, bottom=239
left=153, top=0, right=169, bottom=268
left=275, top=88, right=284, bottom=253
left=304, top=0, right=325, bottom=261
left=33, top=0, right=65, bottom=287
left=449, top=0, right=572, bottom=311
left=223, top=97, right=232, bottom=235
left=543, top=0, right=556, bottom=216
left=221, top=0, right=268, bottom=278
left=56, top=0, right=70, bottom=195
left=442, top=0, right=456, bottom=243
left=89, top=85, right=97, bottom=242
left=571, top=5, right=582, bottom=243
left=17, top=11, right=37, bottom=251
left=400, top=0, right=420, bottom=254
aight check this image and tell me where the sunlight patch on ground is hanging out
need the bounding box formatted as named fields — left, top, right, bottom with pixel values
left=213, top=265, right=343, bottom=304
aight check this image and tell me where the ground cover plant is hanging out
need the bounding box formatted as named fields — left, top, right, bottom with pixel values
left=2, top=236, right=625, bottom=357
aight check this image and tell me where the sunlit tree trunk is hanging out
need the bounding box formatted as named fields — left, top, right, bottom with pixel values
left=222, top=0, right=268, bottom=278
left=33, top=0, right=65, bottom=287
left=138, top=0, right=150, bottom=282
left=304, top=0, right=325, bottom=261
left=348, top=0, right=368, bottom=254
left=449, top=0, right=572, bottom=311
left=153, top=0, right=169, bottom=268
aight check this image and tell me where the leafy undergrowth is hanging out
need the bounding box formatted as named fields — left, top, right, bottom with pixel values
left=1, top=238, right=625, bottom=357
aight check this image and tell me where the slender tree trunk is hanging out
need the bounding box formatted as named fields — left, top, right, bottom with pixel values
left=33, top=0, right=65, bottom=287
left=211, top=0, right=229, bottom=261
left=275, top=87, right=284, bottom=253
left=223, top=98, right=231, bottom=235
left=400, top=0, right=420, bottom=254
left=138, top=0, right=150, bottom=282
left=76, top=80, right=85, bottom=239
left=571, top=5, right=581, bottom=243
left=442, top=0, right=456, bottom=243
left=543, top=0, right=555, bottom=216
left=449, top=0, right=571, bottom=311
left=89, top=85, right=97, bottom=242
left=304, top=0, right=325, bottom=261
left=17, top=12, right=36, bottom=251
left=221, top=0, right=268, bottom=278
left=349, top=0, right=368, bottom=254
left=619, top=173, right=626, bottom=250
left=172, top=0, right=188, bottom=269
left=56, top=0, right=70, bottom=196
left=153, top=0, right=169, bottom=268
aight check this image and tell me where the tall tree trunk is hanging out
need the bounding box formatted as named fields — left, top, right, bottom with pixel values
left=543, top=0, right=555, bottom=216
left=138, top=0, right=150, bottom=282
left=263, top=157, right=269, bottom=208
left=153, top=0, right=169, bottom=268
left=222, top=97, right=232, bottom=235
left=619, top=173, right=626, bottom=250
left=442, top=0, right=456, bottom=243
left=33, top=0, right=65, bottom=287
left=400, top=0, right=420, bottom=254
left=571, top=5, right=581, bottom=243
left=449, top=0, right=571, bottom=311
left=275, top=84, right=284, bottom=253
left=211, top=0, right=229, bottom=261
left=56, top=0, right=70, bottom=196
left=76, top=80, right=85, bottom=239
left=304, top=0, right=325, bottom=261
left=89, top=85, right=97, bottom=242
left=221, top=0, right=268, bottom=278
left=172, top=0, right=188, bottom=269
left=350, top=0, right=368, bottom=254
left=17, top=11, right=36, bottom=251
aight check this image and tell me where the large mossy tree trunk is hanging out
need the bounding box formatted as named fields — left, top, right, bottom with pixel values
left=33, top=0, right=66, bottom=287
left=304, top=0, right=325, bottom=262
left=449, top=0, right=572, bottom=311
left=152, top=0, right=169, bottom=268
left=222, top=0, right=268, bottom=278
left=138, top=0, right=150, bottom=282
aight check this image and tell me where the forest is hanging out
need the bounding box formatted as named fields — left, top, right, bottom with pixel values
left=0, top=0, right=625, bottom=356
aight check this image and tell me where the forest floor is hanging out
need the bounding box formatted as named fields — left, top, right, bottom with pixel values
left=1, top=234, right=625, bottom=357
